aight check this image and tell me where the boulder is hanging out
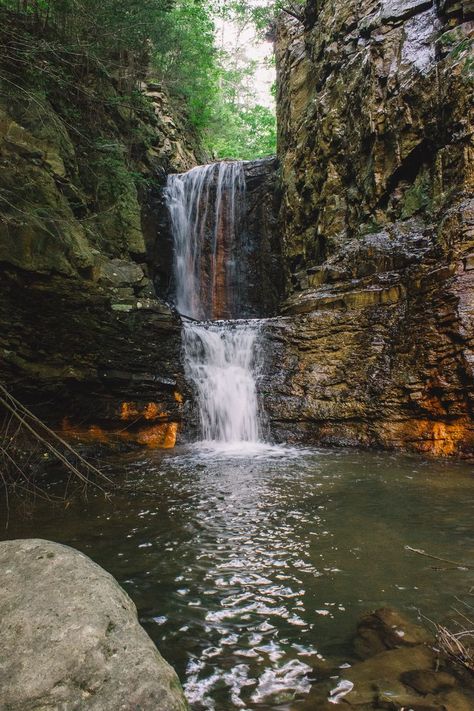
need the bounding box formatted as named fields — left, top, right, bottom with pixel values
left=0, top=539, right=188, bottom=711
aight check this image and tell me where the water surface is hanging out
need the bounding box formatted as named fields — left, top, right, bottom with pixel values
left=2, top=446, right=473, bottom=710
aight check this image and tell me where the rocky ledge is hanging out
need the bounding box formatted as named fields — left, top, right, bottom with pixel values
left=261, top=222, right=474, bottom=456
left=0, top=539, right=188, bottom=710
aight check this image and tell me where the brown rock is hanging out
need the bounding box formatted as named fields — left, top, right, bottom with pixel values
left=271, top=0, right=474, bottom=457
left=401, top=669, right=457, bottom=695
left=354, top=608, right=433, bottom=659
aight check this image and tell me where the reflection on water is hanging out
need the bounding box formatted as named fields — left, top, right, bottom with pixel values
left=2, top=447, right=473, bottom=710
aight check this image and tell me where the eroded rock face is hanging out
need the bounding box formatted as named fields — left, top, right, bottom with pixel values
left=0, top=539, right=188, bottom=711
left=272, top=0, right=474, bottom=455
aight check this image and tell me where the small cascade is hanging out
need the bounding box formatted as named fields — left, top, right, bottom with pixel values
left=183, top=323, right=261, bottom=444
left=165, top=161, right=264, bottom=447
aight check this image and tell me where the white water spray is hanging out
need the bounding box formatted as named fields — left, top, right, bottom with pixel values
left=183, top=323, right=261, bottom=445
left=166, top=162, right=263, bottom=447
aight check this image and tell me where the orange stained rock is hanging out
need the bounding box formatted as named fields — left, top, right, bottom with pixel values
left=120, top=402, right=140, bottom=420
left=394, top=418, right=469, bottom=456
left=120, top=401, right=167, bottom=421
left=143, top=402, right=162, bottom=420
left=60, top=419, right=109, bottom=444
left=61, top=415, right=178, bottom=450
left=136, top=422, right=178, bottom=449
left=174, top=391, right=183, bottom=404
left=430, top=421, right=465, bottom=456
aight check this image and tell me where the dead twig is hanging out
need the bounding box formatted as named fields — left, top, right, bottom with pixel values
left=0, top=383, right=115, bottom=521
left=404, top=545, right=473, bottom=570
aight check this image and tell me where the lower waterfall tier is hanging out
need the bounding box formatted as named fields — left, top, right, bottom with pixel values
left=183, top=321, right=262, bottom=446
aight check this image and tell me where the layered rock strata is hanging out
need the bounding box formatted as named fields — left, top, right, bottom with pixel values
left=271, top=0, right=474, bottom=455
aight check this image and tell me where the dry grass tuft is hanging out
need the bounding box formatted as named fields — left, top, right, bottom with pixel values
left=435, top=590, right=474, bottom=675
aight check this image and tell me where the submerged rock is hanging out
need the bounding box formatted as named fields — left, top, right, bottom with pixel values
left=0, top=539, right=188, bottom=710
left=354, top=607, right=433, bottom=659
left=296, top=607, right=474, bottom=710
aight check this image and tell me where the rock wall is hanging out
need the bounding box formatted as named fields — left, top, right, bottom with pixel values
left=0, top=14, right=204, bottom=445
left=242, top=158, right=284, bottom=317
left=270, top=0, right=474, bottom=455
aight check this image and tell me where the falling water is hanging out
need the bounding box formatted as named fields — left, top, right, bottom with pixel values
left=183, top=322, right=261, bottom=445
left=166, top=162, right=263, bottom=446
left=166, top=162, right=246, bottom=321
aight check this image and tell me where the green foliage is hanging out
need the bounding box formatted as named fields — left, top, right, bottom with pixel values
left=216, top=0, right=305, bottom=32
left=0, top=0, right=283, bottom=159
left=205, top=103, right=276, bottom=159
left=150, top=1, right=220, bottom=131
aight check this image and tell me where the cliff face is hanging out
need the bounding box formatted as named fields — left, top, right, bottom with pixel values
left=270, top=0, right=474, bottom=455
left=242, top=158, right=283, bottom=317
left=0, top=16, right=203, bottom=446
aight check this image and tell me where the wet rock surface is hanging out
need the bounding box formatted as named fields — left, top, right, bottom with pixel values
left=272, top=0, right=474, bottom=456
left=294, top=608, right=474, bottom=709
left=155, top=157, right=282, bottom=319
left=0, top=538, right=188, bottom=711
left=242, top=158, right=283, bottom=316
left=0, top=265, right=185, bottom=446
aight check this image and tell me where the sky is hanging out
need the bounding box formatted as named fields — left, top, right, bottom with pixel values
left=215, top=15, right=276, bottom=109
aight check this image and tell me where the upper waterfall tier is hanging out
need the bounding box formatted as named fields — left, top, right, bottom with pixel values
left=164, top=158, right=282, bottom=321
left=166, top=162, right=248, bottom=321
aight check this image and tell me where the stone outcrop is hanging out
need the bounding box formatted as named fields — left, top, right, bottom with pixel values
left=0, top=14, right=203, bottom=444
left=271, top=0, right=474, bottom=455
left=0, top=539, right=188, bottom=710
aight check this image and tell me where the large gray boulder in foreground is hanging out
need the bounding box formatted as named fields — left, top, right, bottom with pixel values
left=0, top=539, right=188, bottom=711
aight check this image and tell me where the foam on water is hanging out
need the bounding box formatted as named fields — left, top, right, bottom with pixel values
left=183, top=320, right=273, bottom=453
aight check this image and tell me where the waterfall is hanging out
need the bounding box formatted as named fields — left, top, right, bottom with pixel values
left=166, top=162, right=263, bottom=447
left=166, top=162, right=247, bottom=321
left=183, top=323, right=261, bottom=444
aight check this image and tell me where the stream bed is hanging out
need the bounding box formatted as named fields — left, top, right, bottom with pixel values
left=2, top=445, right=473, bottom=710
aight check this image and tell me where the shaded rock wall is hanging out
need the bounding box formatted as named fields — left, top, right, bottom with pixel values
left=0, top=16, right=203, bottom=443
left=271, top=0, right=474, bottom=455
left=242, top=158, right=284, bottom=317
left=155, top=158, right=282, bottom=319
